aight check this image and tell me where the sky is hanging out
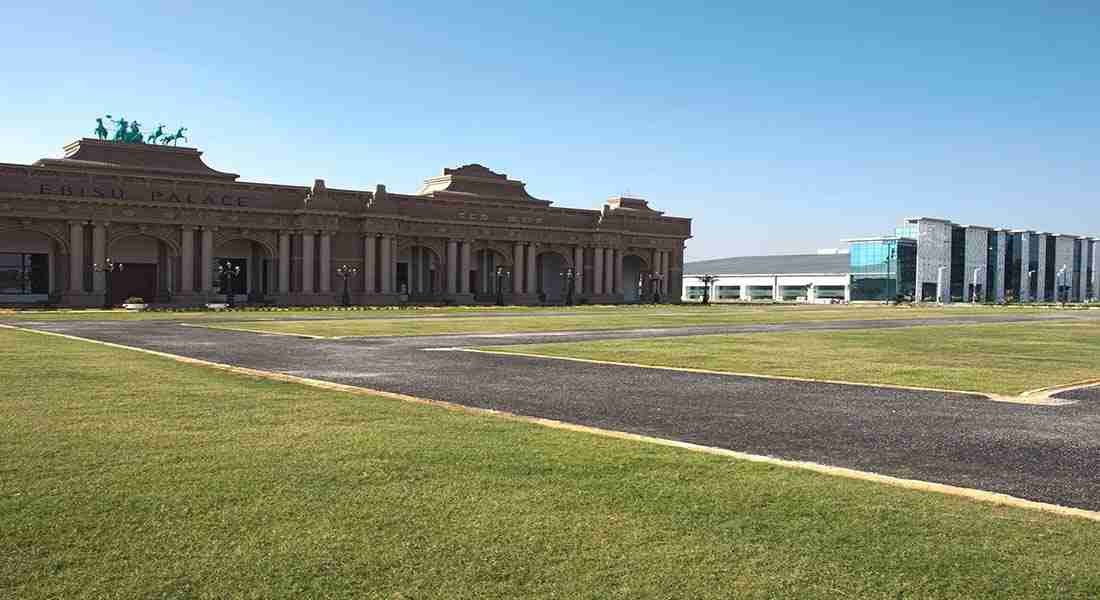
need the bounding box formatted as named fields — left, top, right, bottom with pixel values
left=1, top=2, right=1097, bottom=261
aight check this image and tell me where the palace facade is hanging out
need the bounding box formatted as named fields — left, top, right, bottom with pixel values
left=0, top=139, right=691, bottom=307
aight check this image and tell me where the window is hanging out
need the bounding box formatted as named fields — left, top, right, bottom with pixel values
left=685, top=286, right=707, bottom=300
left=747, top=286, right=773, bottom=300
left=781, top=286, right=807, bottom=301
left=0, top=253, right=48, bottom=294
left=716, top=285, right=740, bottom=300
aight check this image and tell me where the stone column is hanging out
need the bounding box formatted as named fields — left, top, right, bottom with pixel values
left=68, top=221, right=85, bottom=293
left=526, top=243, right=537, bottom=295
left=573, top=246, right=584, bottom=294
left=181, top=226, right=196, bottom=294
left=513, top=243, right=524, bottom=295
left=277, top=232, right=290, bottom=294
left=380, top=235, right=392, bottom=294
left=200, top=227, right=214, bottom=293
left=92, top=223, right=107, bottom=294
left=604, top=248, right=614, bottom=295
left=301, top=231, right=315, bottom=294
left=446, top=240, right=458, bottom=295
left=363, top=235, right=376, bottom=294
left=661, top=251, right=670, bottom=295
left=460, top=241, right=472, bottom=295
left=319, top=232, right=332, bottom=293
left=598, top=246, right=607, bottom=295
left=613, top=249, right=623, bottom=295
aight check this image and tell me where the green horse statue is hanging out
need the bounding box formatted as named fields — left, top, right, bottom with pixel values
left=94, top=117, right=109, bottom=140
left=147, top=124, right=167, bottom=144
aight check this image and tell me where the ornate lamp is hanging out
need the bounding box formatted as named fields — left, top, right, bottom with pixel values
left=92, top=258, right=124, bottom=309
left=495, top=266, right=511, bottom=306
left=216, top=261, right=241, bottom=308
left=559, top=267, right=576, bottom=306
left=336, top=264, right=359, bottom=307
left=650, top=271, right=664, bottom=304
left=696, top=274, right=717, bottom=305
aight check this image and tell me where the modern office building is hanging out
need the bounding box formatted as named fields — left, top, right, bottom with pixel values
left=0, top=138, right=692, bottom=307
left=683, top=217, right=1099, bottom=304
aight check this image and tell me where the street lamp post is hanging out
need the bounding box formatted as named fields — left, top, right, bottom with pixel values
left=651, top=272, right=664, bottom=304
left=216, top=261, right=241, bottom=308
left=559, top=267, right=576, bottom=306
left=92, top=258, right=124, bottom=309
left=495, top=266, right=511, bottom=306
left=697, top=274, right=717, bottom=305
left=336, top=264, right=359, bottom=307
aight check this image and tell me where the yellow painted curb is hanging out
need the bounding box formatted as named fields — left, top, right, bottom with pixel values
left=462, top=348, right=1078, bottom=406
left=3, top=323, right=1100, bottom=523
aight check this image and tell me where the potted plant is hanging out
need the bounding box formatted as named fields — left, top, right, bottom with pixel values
left=122, top=296, right=148, bottom=311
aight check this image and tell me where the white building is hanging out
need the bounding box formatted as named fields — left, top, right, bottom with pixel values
left=682, top=254, right=850, bottom=303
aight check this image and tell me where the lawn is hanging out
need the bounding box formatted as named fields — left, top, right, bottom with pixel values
left=480, top=320, right=1100, bottom=396
left=191, top=304, right=1058, bottom=338
left=3, top=328, right=1100, bottom=598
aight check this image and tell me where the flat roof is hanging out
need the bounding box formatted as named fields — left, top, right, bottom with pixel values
left=684, top=253, right=850, bottom=276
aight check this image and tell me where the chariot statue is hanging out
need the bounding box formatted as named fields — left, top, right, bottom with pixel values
left=94, top=116, right=187, bottom=145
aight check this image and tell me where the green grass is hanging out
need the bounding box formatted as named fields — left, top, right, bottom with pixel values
left=481, top=320, right=1100, bottom=395
left=3, top=328, right=1100, bottom=598
left=193, top=304, right=1060, bottom=338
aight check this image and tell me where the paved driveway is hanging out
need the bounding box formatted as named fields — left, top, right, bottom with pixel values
left=7, top=313, right=1100, bottom=511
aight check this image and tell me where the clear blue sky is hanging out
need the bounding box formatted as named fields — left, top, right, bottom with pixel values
left=2, top=2, right=1097, bottom=261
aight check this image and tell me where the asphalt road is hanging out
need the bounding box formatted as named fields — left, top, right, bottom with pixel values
left=7, top=313, right=1100, bottom=511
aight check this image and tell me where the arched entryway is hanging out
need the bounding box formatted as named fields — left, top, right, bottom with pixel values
left=214, top=238, right=273, bottom=303
left=0, top=229, right=62, bottom=304
left=474, top=248, right=511, bottom=301
left=536, top=251, right=571, bottom=304
left=108, top=234, right=174, bottom=305
left=622, top=254, right=649, bottom=303
left=399, top=245, right=442, bottom=300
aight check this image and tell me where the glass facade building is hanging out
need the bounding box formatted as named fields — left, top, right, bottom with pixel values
left=848, top=238, right=916, bottom=301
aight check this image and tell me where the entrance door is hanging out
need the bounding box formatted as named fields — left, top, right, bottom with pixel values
left=110, top=264, right=158, bottom=305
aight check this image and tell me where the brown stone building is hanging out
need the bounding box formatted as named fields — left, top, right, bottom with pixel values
left=0, top=139, right=691, bottom=307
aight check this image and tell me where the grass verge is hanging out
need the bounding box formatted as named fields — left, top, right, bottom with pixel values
left=480, top=321, right=1100, bottom=396
left=3, top=327, right=1100, bottom=598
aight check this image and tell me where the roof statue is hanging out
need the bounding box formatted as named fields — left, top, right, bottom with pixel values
left=94, top=116, right=188, bottom=146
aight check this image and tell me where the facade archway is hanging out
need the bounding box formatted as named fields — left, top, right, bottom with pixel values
left=622, top=254, right=649, bottom=303
left=0, top=229, right=62, bottom=303
left=536, top=250, right=570, bottom=303
left=398, top=245, right=442, bottom=299
left=107, top=234, right=173, bottom=304
left=214, top=237, right=274, bottom=302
